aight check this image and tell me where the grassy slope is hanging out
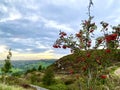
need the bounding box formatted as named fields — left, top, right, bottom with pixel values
left=49, top=49, right=120, bottom=73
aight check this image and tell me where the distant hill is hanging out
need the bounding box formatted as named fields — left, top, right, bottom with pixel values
left=0, top=59, right=56, bottom=72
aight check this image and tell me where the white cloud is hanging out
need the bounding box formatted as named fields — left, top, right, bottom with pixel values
left=45, top=0, right=88, bottom=9
left=25, top=48, right=32, bottom=51
left=44, top=20, right=74, bottom=33
left=15, top=48, right=24, bottom=52
left=0, top=7, right=22, bottom=22
left=25, top=15, right=40, bottom=22
left=0, top=45, right=8, bottom=53
left=35, top=41, right=49, bottom=49
left=14, top=48, right=33, bottom=53
left=0, top=4, right=8, bottom=12
left=11, top=38, right=36, bottom=47
left=10, top=37, right=50, bottom=50
left=0, top=45, right=9, bottom=60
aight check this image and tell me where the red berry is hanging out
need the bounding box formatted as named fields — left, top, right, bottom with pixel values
left=86, top=53, right=91, bottom=57
left=105, top=49, right=111, bottom=53
left=53, top=45, right=58, bottom=48
left=89, top=29, right=94, bottom=33
left=62, top=45, right=67, bottom=49
left=76, top=33, right=81, bottom=37
left=88, top=41, right=91, bottom=43
left=100, top=75, right=107, bottom=79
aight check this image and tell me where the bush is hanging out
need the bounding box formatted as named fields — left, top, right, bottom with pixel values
left=64, top=79, right=75, bottom=85
left=30, top=74, right=38, bottom=83
left=42, top=68, right=55, bottom=85
left=38, top=65, right=42, bottom=71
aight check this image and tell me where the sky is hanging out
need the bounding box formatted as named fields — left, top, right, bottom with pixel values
left=0, top=0, right=120, bottom=60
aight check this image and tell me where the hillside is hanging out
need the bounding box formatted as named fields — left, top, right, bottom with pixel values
left=49, top=49, right=120, bottom=73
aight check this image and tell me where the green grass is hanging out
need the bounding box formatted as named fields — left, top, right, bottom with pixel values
left=0, top=83, right=26, bottom=90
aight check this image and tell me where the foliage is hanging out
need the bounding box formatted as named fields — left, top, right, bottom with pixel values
left=42, top=68, right=55, bottom=85
left=1, top=49, right=12, bottom=74
left=1, top=49, right=12, bottom=84
left=38, top=65, right=42, bottom=71
left=29, top=73, right=42, bottom=84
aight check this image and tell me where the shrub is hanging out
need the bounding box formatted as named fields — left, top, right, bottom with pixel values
left=38, top=65, right=42, bottom=71
left=1, top=49, right=12, bottom=84
left=1, top=49, right=12, bottom=74
left=42, top=68, right=55, bottom=85
left=30, top=74, right=38, bottom=83
left=64, top=79, right=75, bottom=85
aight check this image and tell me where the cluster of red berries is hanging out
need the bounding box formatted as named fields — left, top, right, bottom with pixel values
left=105, top=33, right=118, bottom=43
left=105, top=49, right=111, bottom=53
left=53, top=44, right=69, bottom=49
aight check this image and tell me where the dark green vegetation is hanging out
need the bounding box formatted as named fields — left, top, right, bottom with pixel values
left=42, top=68, right=55, bottom=85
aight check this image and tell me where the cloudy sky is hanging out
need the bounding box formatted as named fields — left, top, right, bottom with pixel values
left=0, top=0, right=120, bottom=60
